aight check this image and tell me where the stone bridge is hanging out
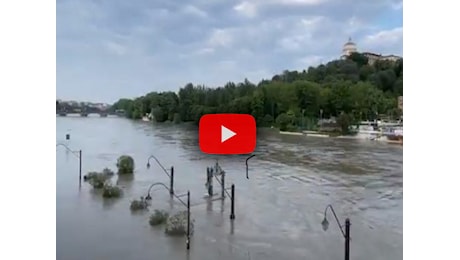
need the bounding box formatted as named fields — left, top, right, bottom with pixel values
left=56, top=101, right=121, bottom=117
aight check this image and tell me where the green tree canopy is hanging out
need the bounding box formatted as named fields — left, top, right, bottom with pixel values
left=111, top=54, right=403, bottom=130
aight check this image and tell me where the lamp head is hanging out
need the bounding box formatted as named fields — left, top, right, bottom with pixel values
left=321, top=217, right=329, bottom=231
left=146, top=162, right=150, bottom=169
left=146, top=194, right=152, bottom=200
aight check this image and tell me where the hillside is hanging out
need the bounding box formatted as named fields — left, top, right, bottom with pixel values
left=111, top=53, right=403, bottom=131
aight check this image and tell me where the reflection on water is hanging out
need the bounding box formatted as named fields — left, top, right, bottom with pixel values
left=57, top=117, right=402, bottom=260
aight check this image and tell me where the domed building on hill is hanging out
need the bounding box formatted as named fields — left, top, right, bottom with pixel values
left=340, top=37, right=402, bottom=64
left=341, top=37, right=358, bottom=59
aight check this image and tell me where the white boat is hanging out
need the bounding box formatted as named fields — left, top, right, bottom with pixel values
left=351, top=120, right=403, bottom=143
left=142, top=113, right=153, bottom=122
left=381, top=122, right=403, bottom=145
left=351, top=121, right=384, bottom=140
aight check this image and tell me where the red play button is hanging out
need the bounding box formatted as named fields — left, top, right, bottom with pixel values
left=199, top=114, right=256, bottom=154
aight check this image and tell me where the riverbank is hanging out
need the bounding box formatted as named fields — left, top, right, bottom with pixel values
left=278, top=129, right=403, bottom=145
left=123, top=117, right=403, bottom=146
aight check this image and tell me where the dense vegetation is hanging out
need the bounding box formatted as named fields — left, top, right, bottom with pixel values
left=84, top=168, right=115, bottom=189
left=111, top=54, right=403, bottom=131
left=130, top=197, right=149, bottom=211
left=117, top=155, right=135, bottom=174
left=149, top=210, right=170, bottom=226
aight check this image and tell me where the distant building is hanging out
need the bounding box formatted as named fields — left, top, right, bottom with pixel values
left=341, top=37, right=358, bottom=59
left=340, top=37, right=402, bottom=64
left=362, top=52, right=402, bottom=65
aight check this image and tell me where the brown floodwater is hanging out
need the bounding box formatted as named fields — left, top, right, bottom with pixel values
left=56, top=116, right=402, bottom=260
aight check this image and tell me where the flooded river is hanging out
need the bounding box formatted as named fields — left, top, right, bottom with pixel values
left=56, top=116, right=403, bottom=260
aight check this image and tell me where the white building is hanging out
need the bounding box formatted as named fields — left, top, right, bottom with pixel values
left=340, top=37, right=402, bottom=64
left=341, top=37, right=358, bottom=59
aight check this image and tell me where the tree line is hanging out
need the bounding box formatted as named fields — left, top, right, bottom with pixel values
left=111, top=53, right=403, bottom=132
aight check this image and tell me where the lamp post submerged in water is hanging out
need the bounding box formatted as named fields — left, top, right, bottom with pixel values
left=146, top=155, right=174, bottom=195
left=144, top=182, right=191, bottom=250
left=56, top=143, right=82, bottom=185
left=322, top=204, right=351, bottom=260
left=245, top=154, right=255, bottom=179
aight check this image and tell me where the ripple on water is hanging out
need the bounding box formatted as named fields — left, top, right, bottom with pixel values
left=57, top=119, right=403, bottom=260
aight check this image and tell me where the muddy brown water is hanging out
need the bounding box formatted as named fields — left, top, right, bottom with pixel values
left=56, top=116, right=402, bottom=260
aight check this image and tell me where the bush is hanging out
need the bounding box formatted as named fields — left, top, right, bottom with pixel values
left=102, top=167, right=115, bottom=176
left=84, top=168, right=115, bottom=188
left=165, top=211, right=194, bottom=236
left=337, top=112, right=352, bottom=134
left=83, top=171, right=99, bottom=181
left=117, top=155, right=135, bottom=174
left=87, top=173, right=111, bottom=189
left=149, top=210, right=169, bottom=226
left=276, top=113, right=294, bottom=131
left=173, top=113, right=181, bottom=123
left=102, top=184, right=122, bottom=198
left=130, top=197, right=148, bottom=211
left=263, top=114, right=274, bottom=126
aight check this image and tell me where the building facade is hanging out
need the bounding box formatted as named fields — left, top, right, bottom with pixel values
left=341, top=38, right=402, bottom=64
left=341, top=37, right=358, bottom=59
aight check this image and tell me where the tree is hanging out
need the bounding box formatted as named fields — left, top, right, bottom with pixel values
left=337, top=113, right=352, bottom=134
left=276, top=113, right=294, bottom=131
left=110, top=56, right=403, bottom=131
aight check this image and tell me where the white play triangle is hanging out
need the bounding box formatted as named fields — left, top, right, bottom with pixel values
left=221, top=125, right=236, bottom=143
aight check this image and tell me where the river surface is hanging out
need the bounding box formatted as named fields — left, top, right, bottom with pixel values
left=56, top=116, right=403, bottom=260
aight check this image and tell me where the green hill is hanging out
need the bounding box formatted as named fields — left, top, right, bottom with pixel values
left=111, top=53, right=403, bottom=131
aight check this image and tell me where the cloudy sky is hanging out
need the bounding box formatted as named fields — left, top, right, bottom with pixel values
left=57, top=0, right=403, bottom=103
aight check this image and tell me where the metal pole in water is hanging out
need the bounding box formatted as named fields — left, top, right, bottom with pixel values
left=207, top=167, right=213, bottom=197
left=79, top=150, right=82, bottom=184
left=170, top=166, right=174, bottom=195
left=221, top=170, right=225, bottom=199
left=230, top=184, right=235, bottom=220
left=186, top=190, right=191, bottom=250
left=345, top=218, right=350, bottom=260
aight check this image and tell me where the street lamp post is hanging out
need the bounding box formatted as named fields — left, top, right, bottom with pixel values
left=56, top=143, right=82, bottom=185
left=230, top=184, right=235, bottom=220
left=186, top=190, right=191, bottom=250
left=146, top=155, right=174, bottom=195
left=245, top=154, right=255, bottom=179
left=144, top=182, right=191, bottom=250
left=322, top=204, right=351, bottom=260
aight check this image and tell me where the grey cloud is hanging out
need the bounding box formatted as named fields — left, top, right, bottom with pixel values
left=57, top=0, right=403, bottom=103
left=360, top=27, right=403, bottom=55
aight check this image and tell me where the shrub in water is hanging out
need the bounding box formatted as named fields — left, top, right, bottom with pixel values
left=130, top=197, right=148, bottom=211
left=102, top=184, right=122, bottom=198
left=149, top=210, right=169, bottom=226
left=117, top=155, right=135, bottom=174
left=83, top=171, right=99, bottom=181
left=165, top=211, right=194, bottom=236
left=89, top=173, right=111, bottom=189
left=84, top=168, right=115, bottom=188
left=102, top=167, right=115, bottom=176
